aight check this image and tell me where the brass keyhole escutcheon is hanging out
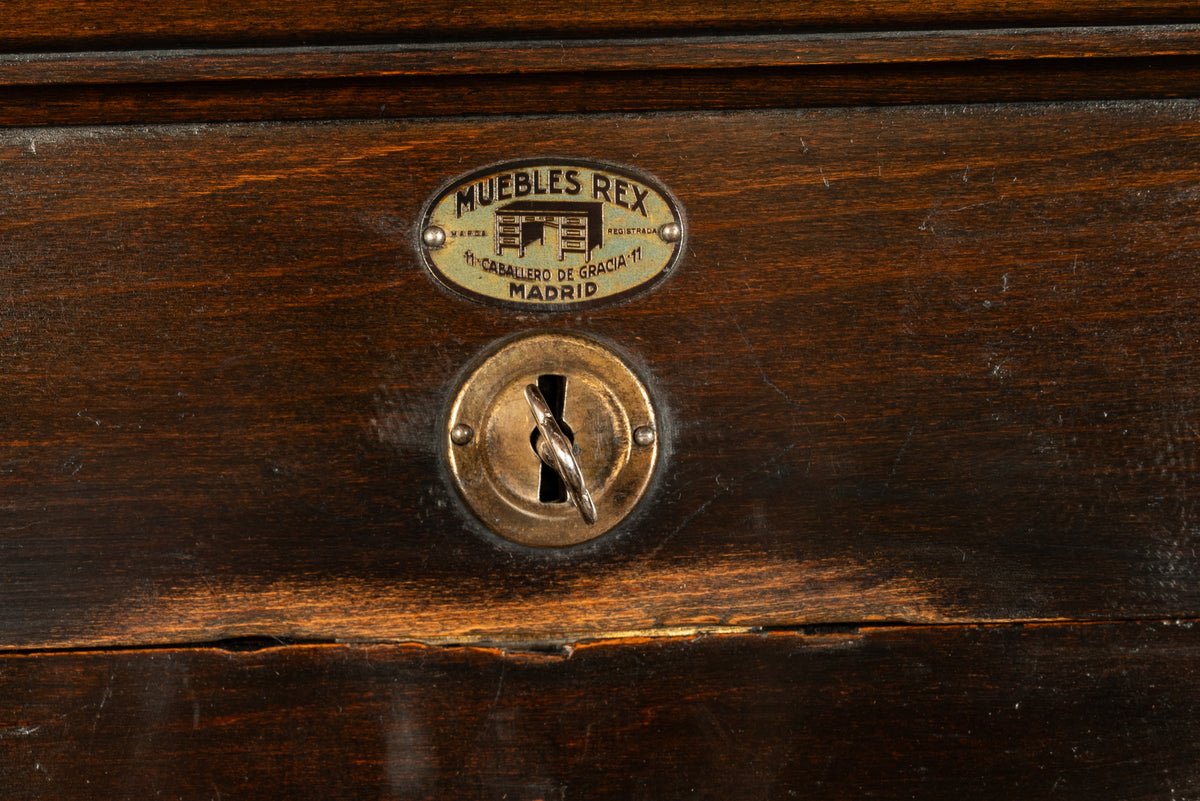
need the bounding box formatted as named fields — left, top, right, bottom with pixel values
left=446, top=332, right=658, bottom=548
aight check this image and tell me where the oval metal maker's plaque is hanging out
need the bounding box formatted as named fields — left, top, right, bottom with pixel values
left=419, top=158, right=684, bottom=310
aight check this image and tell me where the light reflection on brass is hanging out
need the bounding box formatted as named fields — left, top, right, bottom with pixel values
left=446, top=332, right=658, bottom=548
left=524, top=383, right=598, bottom=525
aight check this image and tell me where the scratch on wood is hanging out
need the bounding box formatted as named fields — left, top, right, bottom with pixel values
left=0, top=725, right=42, bottom=737
left=856, top=424, right=917, bottom=539
left=90, top=670, right=114, bottom=735
left=647, top=442, right=799, bottom=560
left=886, top=425, right=917, bottom=485
left=730, top=316, right=801, bottom=410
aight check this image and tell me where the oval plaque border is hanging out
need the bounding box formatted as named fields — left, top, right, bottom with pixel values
left=416, top=156, right=686, bottom=312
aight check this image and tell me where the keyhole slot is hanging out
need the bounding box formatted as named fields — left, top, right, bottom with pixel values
left=530, top=373, right=575, bottom=504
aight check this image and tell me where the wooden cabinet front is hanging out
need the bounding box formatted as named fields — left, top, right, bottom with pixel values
left=2, top=10, right=1199, bottom=799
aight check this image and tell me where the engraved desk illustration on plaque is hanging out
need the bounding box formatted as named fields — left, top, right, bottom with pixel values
left=493, top=200, right=605, bottom=261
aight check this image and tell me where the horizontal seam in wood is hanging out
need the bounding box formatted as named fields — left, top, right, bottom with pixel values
left=3, top=618, right=1197, bottom=658
left=1, top=25, right=1199, bottom=87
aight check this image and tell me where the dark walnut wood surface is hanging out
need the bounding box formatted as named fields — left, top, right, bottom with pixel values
left=3, top=623, right=1199, bottom=799
left=3, top=8, right=1200, bottom=796
left=7, top=28, right=1200, bottom=87
left=2, top=0, right=1199, bottom=51
left=2, top=28, right=1200, bottom=126
left=3, top=101, right=1200, bottom=649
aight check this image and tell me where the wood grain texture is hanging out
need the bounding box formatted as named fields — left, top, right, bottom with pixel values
left=5, top=27, right=1200, bottom=86
left=2, top=622, right=1198, bottom=799
left=0, top=42, right=1198, bottom=125
left=2, top=1, right=1200, bottom=52
left=3, top=102, right=1200, bottom=648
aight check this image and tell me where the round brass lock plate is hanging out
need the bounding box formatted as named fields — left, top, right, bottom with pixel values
left=446, top=332, right=658, bottom=548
